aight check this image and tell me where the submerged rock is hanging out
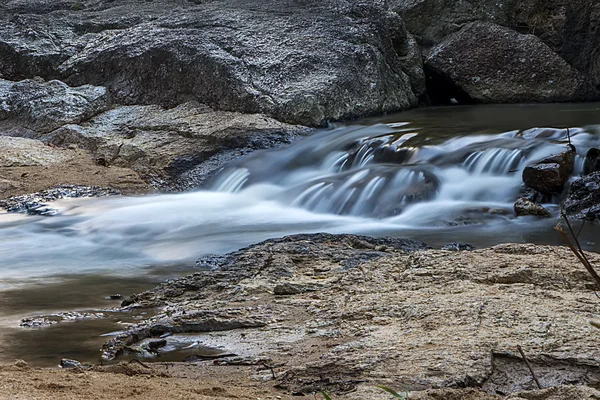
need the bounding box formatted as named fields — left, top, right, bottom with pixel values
left=425, top=22, right=597, bottom=104
left=514, top=197, right=552, bottom=218
left=562, top=172, right=600, bottom=221
left=59, top=358, right=85, bottom=369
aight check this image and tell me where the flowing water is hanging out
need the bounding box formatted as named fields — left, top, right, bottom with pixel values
left=1, top=103, right=600, bottom=365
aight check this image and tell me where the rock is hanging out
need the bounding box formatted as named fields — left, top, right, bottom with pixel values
left=0, top=78, right=109, bottom=133
left=393, top=1, right=600, bottom=90
left=0, top=0, right=425, bottom=126
left=19, top=317, right=58, bottom=328
left=40, top=101, right=310, bottom=189
left=424, top=22, right=597, bottom=104
left=102, top=235, right=600, bottom=395
left=59, top=358, right=84, bottom=369
left=513, top=198, right=552, bottom=218
left=522, top=150, right=575, bottom=194
left=0, top=185, right=120, bottom=213
left=0, top=136, right=72, bottom=167
left=105, top=294, right=123, bottom=300
left=562, top=172, right=600, bottom=221
left=441, top=243, right=474, bottom=251
left=146, top=339, right=167, bottom=351
left=584, top=148, right=600, bottom=175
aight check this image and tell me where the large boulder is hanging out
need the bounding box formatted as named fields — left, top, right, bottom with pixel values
left=562, top=172, right=600, bottom=221
left=393, top=0, right=600, bottom=90
left=522, top=150, right=575, bottom=195
left=0, top=78, right=109, bottom=133
left=0, top=0, right=426, bottom=126
left=583, top=148, right=600, bottom=175
left=424, top=22, right=598, bottom=104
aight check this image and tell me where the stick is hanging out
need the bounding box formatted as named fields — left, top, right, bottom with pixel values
left=517, top=345, right=542, bottom=389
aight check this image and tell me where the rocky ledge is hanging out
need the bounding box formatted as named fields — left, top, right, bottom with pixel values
left=97, top=233, right=600, bottom=398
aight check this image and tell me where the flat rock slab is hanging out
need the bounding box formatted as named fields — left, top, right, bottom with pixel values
left=109, top=234, right=600, bottom=396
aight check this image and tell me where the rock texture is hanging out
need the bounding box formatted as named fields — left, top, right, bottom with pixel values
left=393, top=0, right=600, bottom=91
left=522, top=150, right=575, bottom=195
left=103, top=234, right=600, bottom=396
left=0, top=0, right=426, bottom=126
left=513, top=198, right=551, bottom=218
left=425, top=22, right=597, bottom=104
left=563, top=172, right=600, bottom=221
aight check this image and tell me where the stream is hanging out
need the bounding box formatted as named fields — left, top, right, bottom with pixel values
left=1, top=103, right=600, bottom=366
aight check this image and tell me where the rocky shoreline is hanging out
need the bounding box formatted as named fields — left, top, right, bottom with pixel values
left=7, top=233, right=600, bottom=399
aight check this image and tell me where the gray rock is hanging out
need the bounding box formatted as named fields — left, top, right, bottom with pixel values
left=522, top=150, right=575, bottom=195
left=0, top=136, right=72, bottom=167
left=393, top=0, right=600, bottom=90
left=59, top=358, right=84, bottom=369
left=0, top=78, right=109, bottom=133
left=0, top=0, right=426, bottom=126
left=514, top=198, right=552, bottom=218
left=562, top=172, right=600, bottom=221
left=425, top=22, right=598, bottom=104
left=441, top=243, right=475, bottom=251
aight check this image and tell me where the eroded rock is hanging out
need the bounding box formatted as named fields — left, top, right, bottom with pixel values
left=104, top=234, right=600, bottom=395
left=584, top=148, right=600, bottom=175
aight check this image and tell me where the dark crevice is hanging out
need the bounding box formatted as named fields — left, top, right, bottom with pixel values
left=424, top=65, right=474, bottom=106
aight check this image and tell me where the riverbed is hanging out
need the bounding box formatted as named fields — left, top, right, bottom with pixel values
left=1, top=103, right=599, bottom=366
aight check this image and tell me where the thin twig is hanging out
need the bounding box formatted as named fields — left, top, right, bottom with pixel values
left=557, top=216, right=600, bottom=289
left=128, top=358, right=152, bottom=369
left=517, top=345, right=542, bottom=389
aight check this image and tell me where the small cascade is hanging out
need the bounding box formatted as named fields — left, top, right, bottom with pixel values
left=211, top=122, right=600, bottom=219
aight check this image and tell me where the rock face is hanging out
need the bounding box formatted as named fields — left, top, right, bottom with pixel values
left=563, top=172, right=600, bottom=221
left=0, top=136, right=71, bottom=167
left=425, top=22, right=597, bottom=104
left=393, top=0, right=600, bottom=91
left=514, top=197, right=551, bottom=218
left=0, top=0, right=426, bottom=126
left=522, top=150, right=575, bottom=195
left=107, top=234, right=600, bottom=396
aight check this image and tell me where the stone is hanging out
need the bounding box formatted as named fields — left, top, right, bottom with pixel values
left=0, top=136, right=72, bottom=167
left=583, top=148, right=600, bottom=175
left=441, top=243, right=475, bottom=251
left=424, top=22, right=598, bottom=104
left=562, top=172, right=600, bottom=221
left=513, top=198, right=552, bottom=218
left=40, top=101, right=310, bottom=189
left=522, top=150, right=575, bottom=194
left=0, top=0, right=425, bottom=126
left=0, top=78, right=109, bottom=133
left=59, top=358, right=84, bottom=369
left=100, top=235, right=600, bottom=395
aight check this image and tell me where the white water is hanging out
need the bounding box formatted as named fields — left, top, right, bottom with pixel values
left=1, top=109, right=600, bottom=287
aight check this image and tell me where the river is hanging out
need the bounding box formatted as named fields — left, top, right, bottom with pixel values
left=1, top=103, right=599, bottom=366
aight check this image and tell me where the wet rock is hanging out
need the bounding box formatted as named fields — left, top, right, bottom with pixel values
left=0, top=185, right=120, bottom=213
left=583, top=148, right=600, bottom=175
left=19, top=317, right=58, bottom=328
left=105, top=294, right=123, bottom=300
left=0, top=78, right=109, bottom=133
left=59, top=358, right=84, bottom=369
left=441, top=242, right=475, bottom=251
left=424, top=22, right=597, bottom=104
left=514, top=198, right=552, bottom=218
left=562, top=172, right=600, bottom=221
left=146, top=339, right=167, bottom=351
left=522, top=150, right=575, bottom=195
